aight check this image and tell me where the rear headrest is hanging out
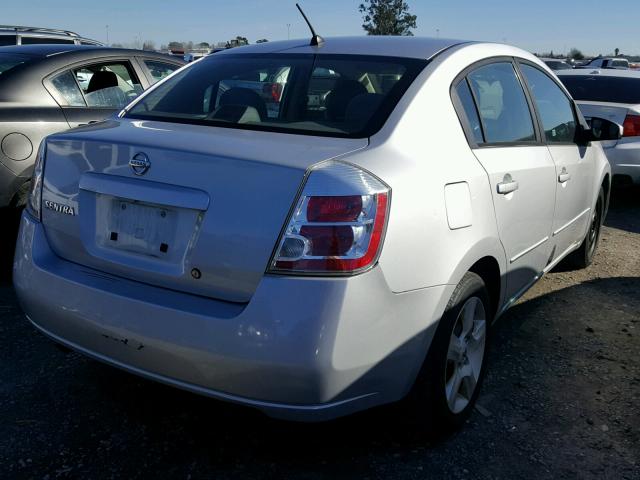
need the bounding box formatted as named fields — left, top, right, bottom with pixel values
left=211, top=104, right=261, bottom=124
left=345, top=93, right=385, bottom=123
left=86, top=71, right=118, bottom=94
left=219, top=88, right=267, bottom=120
left=325, top=80, right=368, bottom=121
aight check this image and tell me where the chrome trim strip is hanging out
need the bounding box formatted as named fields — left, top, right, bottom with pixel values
left=616, top=164, right=640, bottom=168
left=26, top=316, right=378, bottom=413
left=553, top=208, right=591, bottom=237
left=510, top=236, right=549, bottom=263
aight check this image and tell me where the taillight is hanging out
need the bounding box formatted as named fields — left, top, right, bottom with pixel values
left=26, top=141, right=46, bottom=220
left=269, top=162, right=390, bottom=275
left=623, top=114, right=640, bottom=137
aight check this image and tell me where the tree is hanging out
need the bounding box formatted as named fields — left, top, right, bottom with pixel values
left=615, top=47, right=620, bottom=57
left=198, top=42, right=210, bottom=49
left=142, top=40, right=155, bottom=51
left=168, top=41, right=184, bottom=50
left=568, top=48, right=584, bottom=60
left=359, top=0, right=417, bottom=36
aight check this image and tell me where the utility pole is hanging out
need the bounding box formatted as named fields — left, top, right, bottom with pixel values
left=105, top=24, right=109, bottom=45
left=287, top=23, right=291, bottom=40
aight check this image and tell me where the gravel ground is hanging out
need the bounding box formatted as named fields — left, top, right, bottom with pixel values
left=0, top=189, right=638, bottom=480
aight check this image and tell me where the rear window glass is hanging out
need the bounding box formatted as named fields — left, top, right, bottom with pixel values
left=0, top=53, right=31, bottom=76
left=20, top=36, right=75, bottom=45
left=125, top=53, right=427, bottom=138
left=560, top=75, right=640, bottom=104
left=0, top=35, right=17, bottom=46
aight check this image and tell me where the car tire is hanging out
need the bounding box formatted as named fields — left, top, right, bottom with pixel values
left=567, top=186, right=605, bottom=269
left=406, top=271, right=490, bottom=435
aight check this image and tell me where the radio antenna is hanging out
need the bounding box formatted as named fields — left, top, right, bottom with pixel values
left=296, top=3, right=324, bottom=46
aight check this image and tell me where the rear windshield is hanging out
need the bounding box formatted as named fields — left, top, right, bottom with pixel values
left=125, top=53, right=427, bottom=138
left=0, top=53, right=31, bottom=76
left=560, top=75, right=640, bottom=104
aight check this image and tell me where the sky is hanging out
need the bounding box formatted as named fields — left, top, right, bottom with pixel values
left=3, top=0, right=639, bottom=56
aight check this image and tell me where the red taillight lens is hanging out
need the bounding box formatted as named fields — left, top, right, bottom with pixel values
left=307, top=195, right=363, bottom=222
left=269, top=162, right=390, bottom=274
left=623, top=115, right=640, bottom=137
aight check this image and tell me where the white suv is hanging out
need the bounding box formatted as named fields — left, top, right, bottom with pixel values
left=0, top=25, right=102, bottom=47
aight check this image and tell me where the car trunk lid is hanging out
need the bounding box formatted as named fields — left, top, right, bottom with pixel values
left=576, top=101, right=640, bottom=147
left=41, top=119, right=368, bottom=303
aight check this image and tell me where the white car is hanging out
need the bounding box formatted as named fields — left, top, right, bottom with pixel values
left=14, top=37, right=620, bottom=431
left=558, top=69, right=640, bottom=185
left=583, top=57, right=629, bottom=70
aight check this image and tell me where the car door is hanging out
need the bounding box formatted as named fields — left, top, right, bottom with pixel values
left=453, top=60, right=557, bottom=300
left=518, top=62, right=594, bottom=259
left=46, top=59, right=145, bottom=128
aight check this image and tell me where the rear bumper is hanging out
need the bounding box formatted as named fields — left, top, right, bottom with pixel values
left=605, top=142, right=640, bottom=184
left=13, top=213, right=452, bottom=421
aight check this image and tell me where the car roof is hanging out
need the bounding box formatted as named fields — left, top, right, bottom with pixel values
left=556, top=68, right=640, bottom=78
left=215, top=36, right=472, bottom=60
left=0, top=44, right=175, bottom=58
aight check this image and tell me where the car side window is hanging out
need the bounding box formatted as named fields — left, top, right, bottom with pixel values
left=73, top=61, right=143, bottom=108
left=520, top=64, right=577, bottom=143
left=50, top=70, right=85, bottom=106
left=143, top=60, right=180, bottom=84
left=454, top=79, right=484, bottom=144
left=467, top=62, right=536, bottom=144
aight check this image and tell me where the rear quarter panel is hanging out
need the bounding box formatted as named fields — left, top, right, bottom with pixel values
left=344, top=44, right=527, bottom=301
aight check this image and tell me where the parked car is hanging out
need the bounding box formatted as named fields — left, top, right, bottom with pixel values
left=0, top=25, right=102, bottom=46
left=14, top=37, right=619, bottom=431
left=581, top=57, right=629, bottom=70
left=541, top=58, right=573, bottom=71
left=0, top=44, right=184, bottom=208
left=557, top=69, right=640, bottom=186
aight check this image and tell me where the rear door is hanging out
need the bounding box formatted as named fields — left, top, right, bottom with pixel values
left=46, top=58, right=146, bottom=127
left=454, top=60, right=557, bottom=299
left=519, top=62, right=594, bottom=258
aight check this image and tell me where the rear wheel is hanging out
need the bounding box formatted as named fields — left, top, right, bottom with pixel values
left=567, top=186, right=605, bottom=269
left=406, top=272, right=490, bottom=434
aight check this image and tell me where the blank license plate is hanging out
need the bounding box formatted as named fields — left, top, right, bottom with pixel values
left=107, top=200, right=175, bottom=257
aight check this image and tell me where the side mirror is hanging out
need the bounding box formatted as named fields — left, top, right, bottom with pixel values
left=578, top=117, right=623, bottom=143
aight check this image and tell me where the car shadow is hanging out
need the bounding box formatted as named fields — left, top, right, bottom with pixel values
left=0, top=207, right=22, bottom=285
left=606, top=185, right=640, bottom=234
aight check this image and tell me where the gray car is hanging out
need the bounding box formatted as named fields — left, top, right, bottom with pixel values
left=0, top=44, right=184, bottom=207
left=14, top=37, right=620, bottom=432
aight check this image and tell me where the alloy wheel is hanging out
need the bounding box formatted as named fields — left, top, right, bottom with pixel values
left=444, top=296, right=487, bottom=414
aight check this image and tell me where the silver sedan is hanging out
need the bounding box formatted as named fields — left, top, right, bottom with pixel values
left=14, top=36, right=619, bottom=432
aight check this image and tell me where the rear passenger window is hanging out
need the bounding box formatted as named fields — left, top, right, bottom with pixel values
left=51, top=70, right=85, bottom=106
left=73, top=61, right=143, bottom=108
left=455, top=79, right=484, bottom=144
left=467, top=62, right=536, bottom=144
left=520, top=64, right=576, bottom=143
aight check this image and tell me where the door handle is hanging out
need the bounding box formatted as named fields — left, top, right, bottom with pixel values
left=78, top=121, right=99, bottom=127
left=558, top=172, right=571, bottom=183
left=497, top=175, right=519, bottom=195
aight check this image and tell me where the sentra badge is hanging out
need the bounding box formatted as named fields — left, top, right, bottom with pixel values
left=44, top=200, right=75, bottom=216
